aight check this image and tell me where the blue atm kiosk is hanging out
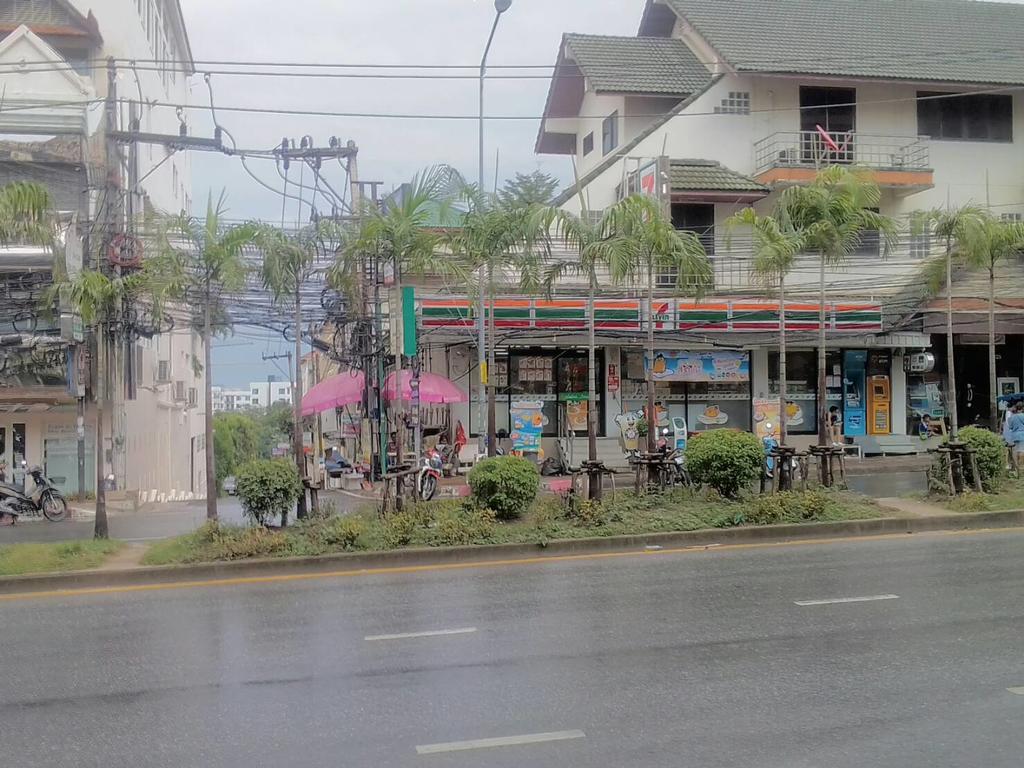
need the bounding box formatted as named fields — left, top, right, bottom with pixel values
left=843, top=350, right=867, bottom=437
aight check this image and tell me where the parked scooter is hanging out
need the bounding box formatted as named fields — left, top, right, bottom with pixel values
left=417, top=449, right=442, bottom=502
left=0, top=462, right=68, bottom=524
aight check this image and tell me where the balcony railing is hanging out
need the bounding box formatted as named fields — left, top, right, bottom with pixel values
left=754, top=131, right=930, bottom=175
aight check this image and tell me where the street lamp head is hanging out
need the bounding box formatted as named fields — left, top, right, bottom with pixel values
left=495, top=0, right=512, bottom=13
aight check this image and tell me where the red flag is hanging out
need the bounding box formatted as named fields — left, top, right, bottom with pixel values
left=815, top=124, right=840, bottom=152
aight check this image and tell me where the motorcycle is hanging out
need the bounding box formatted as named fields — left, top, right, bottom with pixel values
left=417, top=449, right=442, bottom=502
left=0, top=463, right=68, bottom=524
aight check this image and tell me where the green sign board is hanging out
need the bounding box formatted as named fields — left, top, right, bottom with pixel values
left=402, top=286, right=417, bottom=357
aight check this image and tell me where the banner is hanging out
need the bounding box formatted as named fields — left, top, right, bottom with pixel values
left=510, top=400, right=547, bottom=453
left=645, top=351, right=749, bottom=382
left=753, top=397, right=806, bottom=439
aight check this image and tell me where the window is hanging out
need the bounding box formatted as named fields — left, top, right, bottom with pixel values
left=602, top=111, right=619, bottom=155
left=582, top=132, right=594, bottom=156
left=918, top=92, right=1012, bottom=141
left=768, top=351, right=818, bottom=434
left=671, top=203, right=715, bottom=255
left=910, top=229, right=932, bottom=259
left=188, top=387, right=198, bottom=407
left=252, top=388, right=259, bottom=396
left=715, top=91, right=751, bottom=115
left=1001, top=212, right=1023, bottom=222
left=853, top=207, right=880, bottom=258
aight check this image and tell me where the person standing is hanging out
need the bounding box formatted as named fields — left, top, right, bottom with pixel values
left=1005, top=402, right=1024, bottom=473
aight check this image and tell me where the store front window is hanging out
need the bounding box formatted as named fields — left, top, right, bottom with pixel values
left=768, top=351, right=818, bottom=434
left=621, top=349, right=752, bottom=434
left=470, top=349, right=603, bottom=439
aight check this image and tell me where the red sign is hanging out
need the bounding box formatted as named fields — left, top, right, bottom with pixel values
left=607, top=364, right=619, bottom=392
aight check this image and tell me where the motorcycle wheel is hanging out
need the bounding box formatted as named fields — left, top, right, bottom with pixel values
left=41, top=492, right=68, bottom=522
left=420, top=474, right=438, bottom=502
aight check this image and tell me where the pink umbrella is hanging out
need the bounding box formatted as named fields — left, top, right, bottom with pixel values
left=301, top=370, right=365, bottom=416
left=384, top=370, right=467, bottom=404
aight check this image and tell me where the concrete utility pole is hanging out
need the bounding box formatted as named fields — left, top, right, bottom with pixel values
left=477, top=0, right=512, bottom=456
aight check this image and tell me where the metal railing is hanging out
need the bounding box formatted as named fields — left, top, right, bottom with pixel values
left=754, top=131, right=930, bottom=175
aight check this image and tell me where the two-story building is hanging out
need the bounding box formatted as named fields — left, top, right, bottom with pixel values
left=0, top=0, right=204, bottom=498
left=423, top=0, right=1024, bottom=455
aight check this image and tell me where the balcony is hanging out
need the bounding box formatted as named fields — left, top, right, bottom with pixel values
left=753, top=131, right=933, bottom=193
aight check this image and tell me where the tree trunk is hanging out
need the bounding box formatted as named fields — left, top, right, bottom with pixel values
left=946, top=236, right=959, bottom=439
left=486, top=263, right=497, bottom=457
left=988, top=266, right=998, bottom=432
left=93, top=328, right=108, bottom=539
left=293, top=287, right=307, bottom=521
left=646, top=257, right=657, bottom=456
left=778, top=276, right=788, bottom=446
left=203, top=298, right=217, bottom=521
left=587, top=275, right=600, bottom=501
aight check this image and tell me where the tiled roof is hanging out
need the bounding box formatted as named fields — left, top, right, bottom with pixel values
left=666, top=0, right=1024, bottom=86
left=669, top=160, right=767, bottom=193
left=564, top=33, right=711, bottom=94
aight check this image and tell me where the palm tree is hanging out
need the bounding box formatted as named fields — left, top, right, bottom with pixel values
left=726, top=208, right=804, bottom=447
left=604, top=195, right=712, bottom=461
left=259, top=225, right=317, bottom=521
left=916, top=205, right=988, bottom=440
left=974, top=216, right=1024, bottom=430
left=54, top=271, right=150, bottom=538
left=773, top=167, right=897, bottom=449
left=149, top=193, right=259, bottom=520
left=448, top=188, right=552, bottom=456
left=0, top=182, right=53, bottom=244
left=330, top=167, right=463, bottom=468
left=541, top=204, right=635, bottom=500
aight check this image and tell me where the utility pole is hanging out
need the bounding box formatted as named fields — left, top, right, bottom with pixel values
left=93, top=57, right=122, bottom=538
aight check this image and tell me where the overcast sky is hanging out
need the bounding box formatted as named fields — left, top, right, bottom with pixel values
left=179, top=0, right=639, bottom=385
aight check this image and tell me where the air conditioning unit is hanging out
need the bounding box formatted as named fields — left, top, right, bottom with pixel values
left=173, top=380, right=186, bottom=402
left=157, top=360, right=171, bottom=382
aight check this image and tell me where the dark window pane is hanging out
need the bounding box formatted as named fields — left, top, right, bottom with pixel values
left=917, top=91, right=1012, bottom=141
left=582, top=132, right=594, bottom=155
left=602, top=111, right=618, bottom=155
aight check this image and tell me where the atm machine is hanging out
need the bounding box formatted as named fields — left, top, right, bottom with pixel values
left=868, top=374, right=892, bottom=435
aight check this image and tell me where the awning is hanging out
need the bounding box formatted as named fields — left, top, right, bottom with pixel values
left=669, top=160, right=769, bottom=203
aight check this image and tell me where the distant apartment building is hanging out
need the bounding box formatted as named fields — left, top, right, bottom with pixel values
left=249, top=381, right=294, bottom=410
left=0, top=0, right=203, bottom=497
left=212, top=387, right=256, bottom=413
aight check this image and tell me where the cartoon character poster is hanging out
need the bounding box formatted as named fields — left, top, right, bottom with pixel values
left=753, top=398, right=804, bottom=440
left=645, top=351, right=749, bottom=382
left=510, top=400, right=547, bottom=453
left=615, top=410, right=642, bottom=452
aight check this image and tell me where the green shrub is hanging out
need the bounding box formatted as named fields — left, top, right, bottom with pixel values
left=958, top=426, right=1007, bottom=491
left=380, top=511, right=419, bottom=548
left=949, top=491, right=993, bottom=513
left=686, top=430, right=763, bottom=498
left=467, top=456, right=539, bottom=520
left=235, top=459, right=304, bottom=526
left=748, top=494, right=786, bottom=525
left=566, top=497, right=607, bottom=528
left=316, top=516, right=365, bottom=550
left=431, top=505, right=496, bottom=546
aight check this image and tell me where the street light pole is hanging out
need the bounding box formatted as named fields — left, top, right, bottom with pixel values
left=477, top=0, right=512, bottom=456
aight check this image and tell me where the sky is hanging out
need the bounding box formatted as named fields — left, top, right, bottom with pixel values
left=176, top=0, right=641, bottom=386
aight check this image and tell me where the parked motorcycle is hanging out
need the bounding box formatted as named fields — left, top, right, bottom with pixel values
left=417, top=449, right=442, bottom=502
left=0, top=462, right=68, bottom=523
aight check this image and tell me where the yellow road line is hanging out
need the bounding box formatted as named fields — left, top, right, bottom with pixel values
left=1, top=526, right=1020, bottom=603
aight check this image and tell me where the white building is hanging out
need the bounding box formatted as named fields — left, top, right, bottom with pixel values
left=0, top=0, right=203, bottom=497
left=452, top=0, right=1024, bottom=453
left=249, top=380, right=293, bottom=410
left=212, top=387, right=256, bottom=413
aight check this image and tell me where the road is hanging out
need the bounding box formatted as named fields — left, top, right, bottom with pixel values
left=2, top=528, right=1024, bottom=766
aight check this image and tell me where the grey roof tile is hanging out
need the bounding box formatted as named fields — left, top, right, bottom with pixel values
left=669, top=160, right=767, bottom=192
left=565, top=33, right=711, bottom=94
left=666, top=0, right=1024, bottom=85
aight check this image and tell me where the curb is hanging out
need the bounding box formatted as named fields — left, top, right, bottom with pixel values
left=2, top=509, right=1022, bottom=595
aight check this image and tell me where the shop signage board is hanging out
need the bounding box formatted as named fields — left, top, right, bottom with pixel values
left=644, top=351, right=750, bottom=382
left=510, top=400, right=546, bottom=454
left=419, top=298, right=882, bottom=333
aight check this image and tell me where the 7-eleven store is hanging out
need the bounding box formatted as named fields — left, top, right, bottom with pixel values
left=417, top=295, right=927, bottom=457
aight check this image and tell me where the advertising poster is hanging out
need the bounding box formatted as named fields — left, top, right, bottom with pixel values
left=753, top=398, right=805, bottom=438
left=645, top=351, right=749, bottom=382
left=510, top=400, right=547, bottom=453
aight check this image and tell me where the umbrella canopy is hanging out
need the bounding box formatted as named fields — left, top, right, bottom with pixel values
left=301, top=370, right=365, bottom=416
left=384, top=370, right=467, bottom=404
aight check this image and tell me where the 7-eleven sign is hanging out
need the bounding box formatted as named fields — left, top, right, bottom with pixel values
left=651, top=300, right=674, bottom=330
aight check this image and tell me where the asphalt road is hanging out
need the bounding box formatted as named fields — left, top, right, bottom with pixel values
left=2, top=529, right=1024, bottom=767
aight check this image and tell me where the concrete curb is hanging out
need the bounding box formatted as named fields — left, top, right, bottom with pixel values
left=2, top=509, right=1022, bottom=595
